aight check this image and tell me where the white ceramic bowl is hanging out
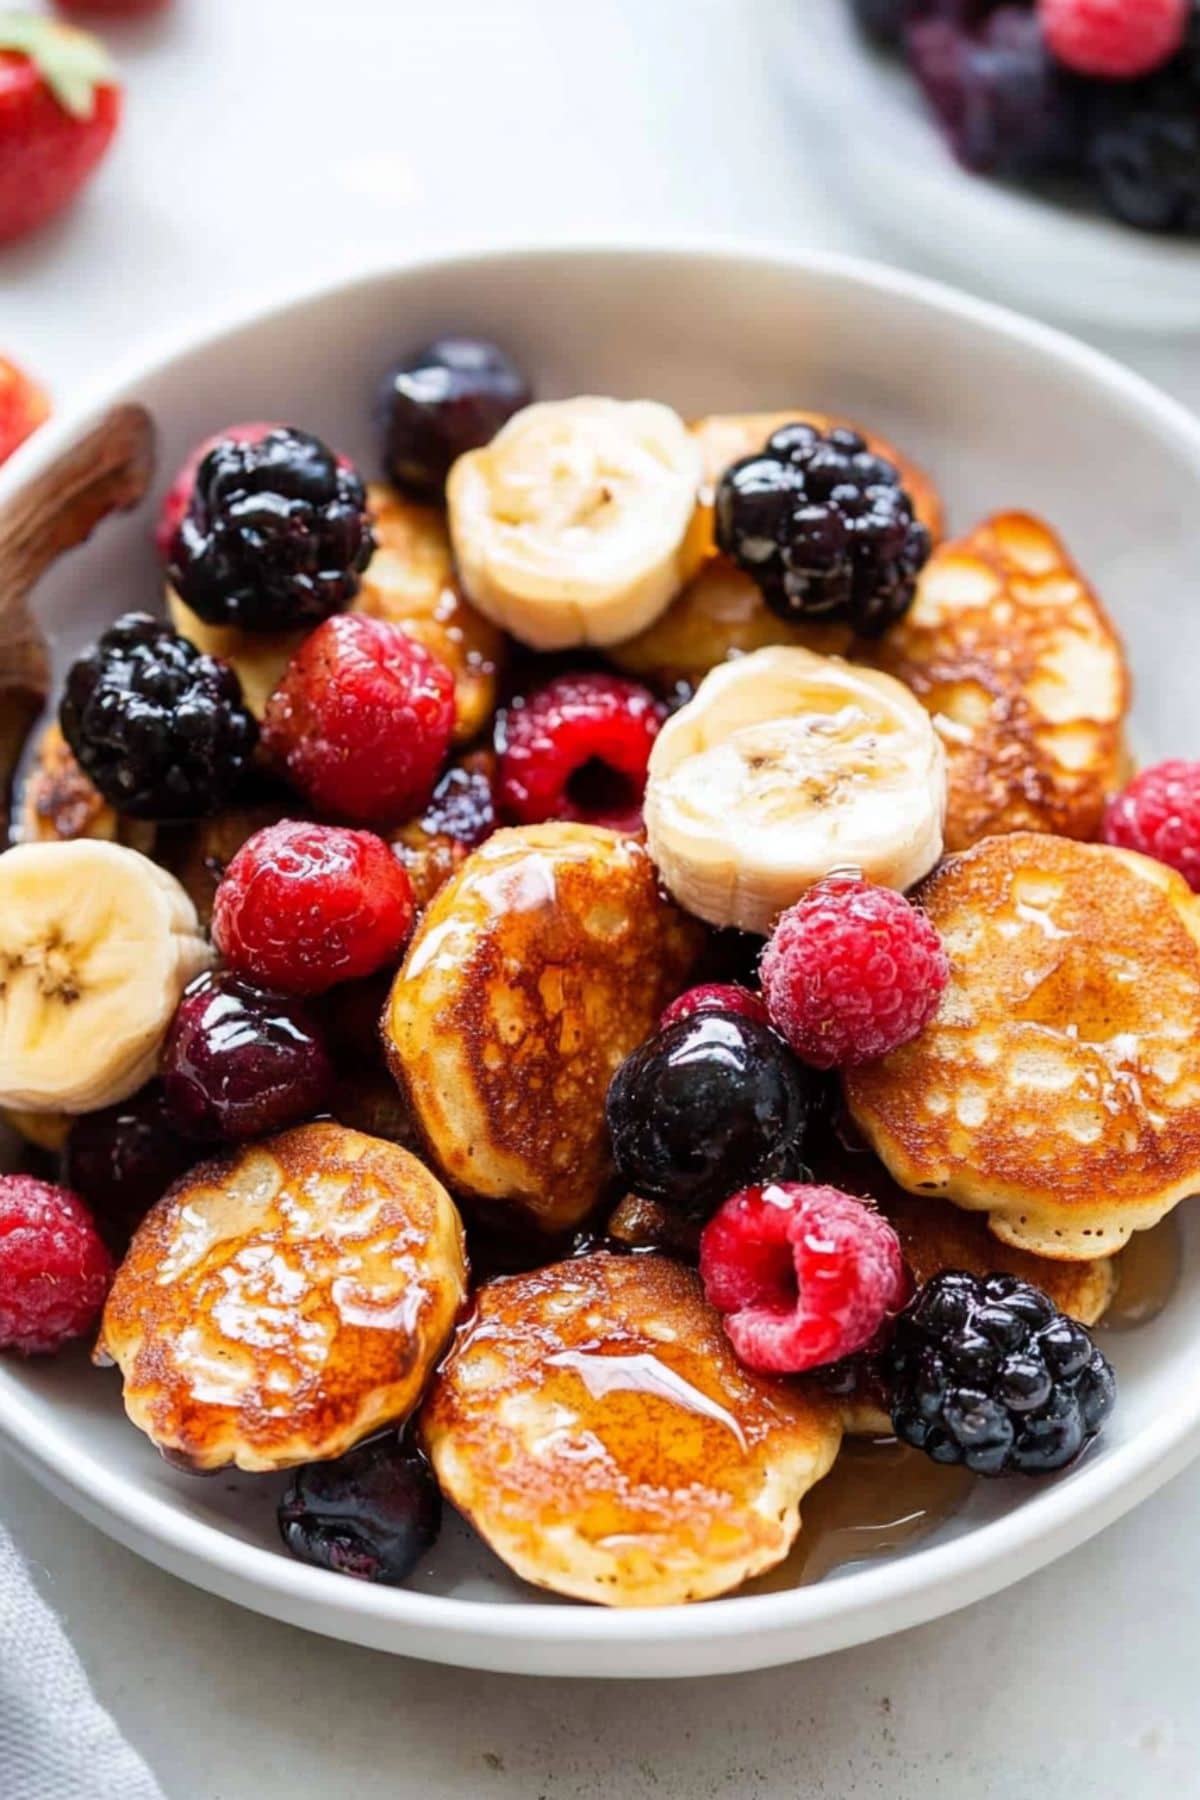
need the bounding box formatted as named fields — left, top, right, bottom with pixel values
left=772, top=0, right=1200, bottom=334
left=2, top=243, right=1200, bottom=1678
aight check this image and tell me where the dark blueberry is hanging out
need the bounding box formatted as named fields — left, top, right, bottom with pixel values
left=168, top=427, right=374, bottom=633
left=1088, top=74, right=1200, bottom=234
left=375, top=335, right=532, bottom=499
left=278, top=1431, right=440, bottom=1585
left=417, top=758, right=496, bottom=848
left=906, top=9, right=1082, bottom=178
left=605, top=1011, right=817, bottom=1219
left=63, top=1083, right=195, bottom=1254
left=885, top=1270, right=1117, bottom=1476
left=162, top=970, right=334, bottom=1142
left=714, top=423, right=931, bottom=637
left=59, top=613, right=257, bottom=821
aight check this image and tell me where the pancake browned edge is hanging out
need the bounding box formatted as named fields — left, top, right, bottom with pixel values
left=611, top=410, right=943, bottom=693
left=846, top=832, right=1200, bottom=1261
left=421, top=1252, right=843, bottom=1606
left=861, top=511, right=1130, bottom=852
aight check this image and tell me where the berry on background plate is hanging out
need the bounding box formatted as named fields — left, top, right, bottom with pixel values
left=376, top=335, right=532, bottom=500
left=0, top=355, right=50, bottom=466
left=760, top=874, right=949, bottom=1068
left=886, top=1270, right=1117, bottom=1474
left=1039, top=0, right=1188, bottom=80
left=0, top=1174, right=112, bottom=1355
left=212, top=819, right=416, bottom=996
left=58, top=612, right=258, bottom=821
left=263, top=613, right=456, bottom=826
left=496, top=671, right=665, bottom=834
left=699, top=1183, right=910, bottom=1375
left=0, top=13, right=120, bottom=244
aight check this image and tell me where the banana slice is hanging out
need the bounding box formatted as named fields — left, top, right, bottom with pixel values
left=643, top=645, right=947, bottom=935
left=0, top=841, right=212, bottom=1114
left=447, top=396, right=702, bottom=650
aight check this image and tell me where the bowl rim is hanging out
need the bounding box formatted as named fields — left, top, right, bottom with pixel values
left=4, top=236, right=1200, bottom=1661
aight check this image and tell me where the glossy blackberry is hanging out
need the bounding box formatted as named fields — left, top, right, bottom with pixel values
left=886, top=1270, right=1116, bottom=1476
left=606, top=1011, right=817, bottom=1220
left=278, top=1431, right=440, bottom=1584
left=1088, top=74, right=1200, bottom=234
left=376, top=335, right=532, bottom=499
left=58, top=612, right=257, bottom=821
left=168, top=426, right=374, bottom=632
left=714, top=423, right=932, bottom=637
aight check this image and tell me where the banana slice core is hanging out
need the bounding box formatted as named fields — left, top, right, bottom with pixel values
left=644, top=646, right=947, bottom=935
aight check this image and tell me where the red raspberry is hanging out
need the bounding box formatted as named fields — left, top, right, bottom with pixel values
left=1038, top=0, right=1187, bottom=79
left=0, top=1175, right=113, bottom=1355
left=0, top=355, right=49, bottom=466
left=760, top=875, right=948, bottom=1069
left=497, top=672, right=665, bottom=835
left=212, top=819, right=416, bottom=995
left=263, top=615, right=455, bottom=827
left=699, top=1183, right=909, bottom=1375
left=660, top=983, right=770, bottom=1031
left=155, top=420, right=278, bottom=558
left=1103, top=760, right=1200, bottom=889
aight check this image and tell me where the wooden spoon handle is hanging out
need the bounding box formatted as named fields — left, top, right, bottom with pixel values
left=0, top=403, right=156, bottom=833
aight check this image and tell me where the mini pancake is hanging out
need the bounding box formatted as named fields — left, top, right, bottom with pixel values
left=612, top=410, right=943, bottom=694
left=97, top=1121, right=466, bottom=1473
left=17, top=722, right=153, bottom=855
left=166, top=484, right=505, bottom=741
left=846, top=832, right=1200, bottom=1260
left=421, top=1252, right=843, bottom=1606
left=383, top=823, right=705, bottom=1233
left=862, top=512, right=1130, bottom=851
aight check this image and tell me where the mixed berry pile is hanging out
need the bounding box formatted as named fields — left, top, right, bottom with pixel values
left=852, top=0, right=1200, bottom=234
left=12, top=322, right=1194, bottom=1604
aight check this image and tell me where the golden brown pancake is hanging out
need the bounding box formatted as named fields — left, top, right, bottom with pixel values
left=421, top=1252, right=843, bottom=1606
left=862, top=512, right=1130, bottom=851
left=97, top=1122, right=466, bottom=1473
left=383, top=823, right=705, bottom=1233
left=17, top=722, right=153, bottom=855
left=846, top=833, right=1200, bottom=1260
left=612, top=409, right=943, bottom=694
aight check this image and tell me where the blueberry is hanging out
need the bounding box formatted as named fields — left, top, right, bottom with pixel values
left=375, top=335, right=532, bottom=499
left=162, top=970, right=334, bottom=1142
left=605, top=1011, right=816, bottom=1219
left=278, top=1431, right=441, bottom=1585
left=63, top=1083, right=195, bottom=1254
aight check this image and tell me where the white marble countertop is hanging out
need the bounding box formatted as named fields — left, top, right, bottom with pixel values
left=3, top=2, right=1199, bottom=1794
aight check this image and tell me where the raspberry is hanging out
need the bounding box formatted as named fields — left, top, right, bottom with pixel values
left=0, top=1175, right=113, bottom=1355
left=699, top=1183, right=909, bottom=1375
left=760, top=875, right=948, bottom=1069
left=0, top=354, right=49, bottom=466
left=1103, top=760, right=1200, bottom=888
left=263, top=614, right=456, bottom=826
left=496, top=672, right=665, bottom=835
left=1039, top=0, right=1187, bottom=78
left=212, top=819, right=416, bottom=995
left=659, top=983, right=770, bottom=1031
left=155, top=421, right=279, bottom=559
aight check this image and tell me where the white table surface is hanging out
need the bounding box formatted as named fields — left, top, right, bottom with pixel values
left=4, top=2, right=1199, bottom=1795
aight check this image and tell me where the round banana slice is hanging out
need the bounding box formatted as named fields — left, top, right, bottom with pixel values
left=447, top=396, right=703, bottom=650
left=97, top=1122, right=467, bottom=1473
left=0, top=840, right=211, bottom=1114
left=644, top=645, right=947, bottom=935
left=422, top=1252, right=843, bottom=1606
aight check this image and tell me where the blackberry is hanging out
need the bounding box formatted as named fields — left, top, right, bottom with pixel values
left=714, top=423, right=931, bottom=637
left=168, top=426, right=374, bottom=633
left=59, top=613, right=257, bottom=821
left=1088, top=74, right=1200, bottom=234
left=886, top=1270, right=1116, bottom=1476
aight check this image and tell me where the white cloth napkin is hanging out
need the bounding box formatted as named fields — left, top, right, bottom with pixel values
left=0, top=1521, right=164, bottom=1800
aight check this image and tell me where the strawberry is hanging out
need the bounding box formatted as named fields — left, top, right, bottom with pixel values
left=0, top=355, right=49, bottom=464
left=0, top=14, right=121, bottom=245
